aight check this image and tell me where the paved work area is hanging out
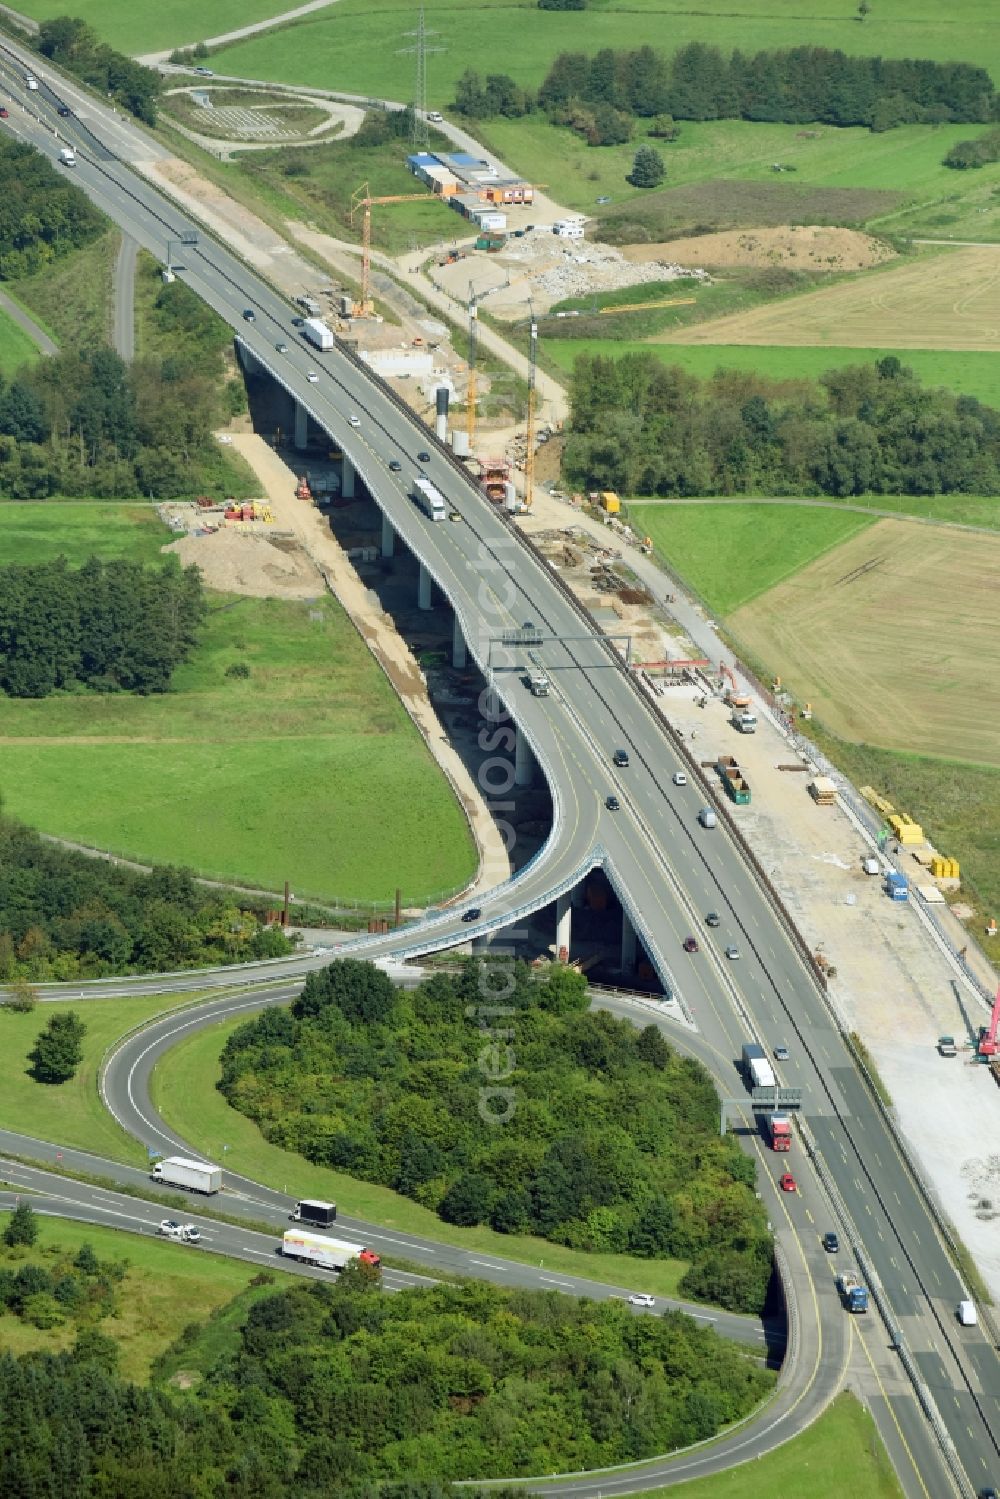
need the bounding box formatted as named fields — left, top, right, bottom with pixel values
left=220, top=433, right=512, bottom=899
left=520, top=488, right=1000, bottom=1299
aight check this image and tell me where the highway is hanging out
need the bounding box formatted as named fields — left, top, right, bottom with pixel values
left=0, top=40, right=993, bottom=1497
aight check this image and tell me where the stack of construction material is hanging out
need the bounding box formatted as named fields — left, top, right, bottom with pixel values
left=809, top=776, right=837, bottom=805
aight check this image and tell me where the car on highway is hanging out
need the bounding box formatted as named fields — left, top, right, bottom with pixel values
left=159, top=1219, right=201, bottom=1243
left=417, top=450, right=431, bottom=462
left=605, top=795, right=620, bottom=811
left=349, top=415, right=361, bottom=427
left=725, top=944, right=740, bottom=960
left=291, top=316, right=305, bottom=327
left=774, top=1045, right=789, bottom=1062
left=705, top=911, right=720, bottom=927
left=306, top=371, right=318, bottom=383
left=627, top=1293, right=654, bottom=1308
left=462, top=907, right=481, bottom=923
left=779, top=1172, right=797, bottom=1193
left=822, top=1231, right=839, bottom=1253
left=242, top=308, right=255, bottom=322
left=388, top=459, right=402, bottom=472
left=980, top=1487, right=998, bottom=1499
left=613, top=748, right=629, bottom=768
left=275, top=341, right=288, bottom=353
left=682, top=936, right=698, bottom=954
left=672, top=771, right=687, bottom=786
left=25, top=76, right=38, bottom=91
left=449, top=510, right=462, bottom=522
left=0, top=107, right=8, bottom=119
left=57, top=105, right=71, bottom=116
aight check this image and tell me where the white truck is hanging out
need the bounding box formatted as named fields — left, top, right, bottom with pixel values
left=413, top=475, right=447, bottom=521
left=527, top=671, right=549, bottom=697
left=302, top=317, right=334, bottom=352
left=281, top=1229, right=381, bottom=1272
left=58, top=146, right=76, bottom=167
left=742, top=1042, right=776, bottom=1092
left=150, top=1156, right=222, bottom=1195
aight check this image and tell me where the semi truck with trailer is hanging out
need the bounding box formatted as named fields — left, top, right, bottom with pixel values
left=837, top=1271, right=869, bottom=1313
left=302, top=317, right=334, bottom=352
left=281, top=1230, right=381, bottom=1273
left=766, top=1113, right=792, bottom=1151
left=290, top=1199, right=337, bottom=1228
left=742, top=1043, right=776, bottom=1091
left=413, top=475, right=447, bottom=521
left=150, top=1156, right=222, bottom=1195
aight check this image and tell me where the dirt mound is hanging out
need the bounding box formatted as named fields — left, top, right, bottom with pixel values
left=621, top=225, right=894, bottom=273
left=163, top=529, right=324, bottom=599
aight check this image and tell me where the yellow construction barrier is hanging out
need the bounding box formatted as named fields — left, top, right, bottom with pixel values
left=888, top=813, right=923, bottom=845
left=861, top=786, right=896, bottom=818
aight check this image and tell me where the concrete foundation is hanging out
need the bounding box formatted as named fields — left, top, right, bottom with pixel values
left=555, top=892, right=572, bottom=960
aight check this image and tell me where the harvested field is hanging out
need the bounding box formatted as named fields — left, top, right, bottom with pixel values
left=730, top=518, right=1000, bottom=766
left=660, top=245, right=1000, bottom=350
left=597, top=181, right=902, bottom=245
left=621, top=225, right=894, bottom=274
left=163, top=530, right=323, bottom=598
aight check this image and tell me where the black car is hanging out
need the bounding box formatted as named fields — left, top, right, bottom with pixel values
left=613, top=748, right=629, bottom=768
left=57, top=105, right=72, bottom=116
left=388, top=459, right=402, bottom=472
left=242, top=308, right=255, bottom=322
left=462, top=907, right=481, bottom=923
left=822, top=1231, right=839, bottom=1253
left=417, top=450, right=431, bottom=462
left=605, top=795, right=620, bottom=811
left=291, top=316, right=305, bottom=327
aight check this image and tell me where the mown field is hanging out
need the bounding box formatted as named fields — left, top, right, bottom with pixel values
left=151, top=1017, right=699, bottom=1304
left=9, top=0, right=288, bottom=53
left=0, top=508, right=476, bottom=904
left=0, top=501, right=174, bottom=565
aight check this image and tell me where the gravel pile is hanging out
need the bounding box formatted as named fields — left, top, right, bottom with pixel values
left=163, top=529, right=323, bottom=599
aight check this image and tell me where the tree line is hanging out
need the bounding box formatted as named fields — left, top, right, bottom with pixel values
left=0, top=812, right=294, bottom=980
left=0, top=1266, right=770, bottom=1496
left=219, top=958, right=773, bottom=1313
left=944, top=125, right=1000, bottom=168
left=563, top=353, right=1000, bottom=498
left=453, top=43, right=996, bottom=143
left=34, top=16, right=161, bottom=124
left=0, top=329, right=240, bottom=500
left=0, top=140, right=103, bottom=279
left=0, top=555, right=205, bottom=696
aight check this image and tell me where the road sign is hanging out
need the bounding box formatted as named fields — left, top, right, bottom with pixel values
left=751, top=1087, right=803, bottom=1109
left=500, top=628, right=543, bottom=646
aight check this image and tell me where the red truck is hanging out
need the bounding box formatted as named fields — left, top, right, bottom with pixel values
left=767, top=1113, right=792, bottom=1151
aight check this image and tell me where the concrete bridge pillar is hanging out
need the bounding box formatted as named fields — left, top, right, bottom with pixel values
left=418, top=561, right=433, bottom=611
left=341, top=454, right=356, bottom=499
left=514, top=728, right=532, bottom=787
left=293, top=401, right=308, bottom=451
left=452, top=613, right=467, bottom=669
left=555, top=892, right=572, bottom=962
left=620, top=910, right=637, bottom=974
left=381, top=512, right=395, bottom=559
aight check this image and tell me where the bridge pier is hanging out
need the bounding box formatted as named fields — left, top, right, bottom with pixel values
left=555, top=892, right=572, bottom=961
left=293, top=401, right=308, bottom=451
left=381, top=512, right=395, bottom=559
left=418, top=561, right=433, bottom=611
left=620, top=910, right=637, bottom=974
left=514, top=728, right=532, bottom=787
left=452, top=613, right=467, bottom=669
left=342, top=454, right=356, bottom=499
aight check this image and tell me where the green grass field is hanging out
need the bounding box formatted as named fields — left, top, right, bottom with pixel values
left=636, top=1392, right=903, bottom=1498
left=10, top=228, right=117, bottom=351
left=630, top=502, right=874, bottom=613
left=151, top=1016, right=707, bottom=1306
left=0, top=302, right=45, bottom=376
left=207, top=1, right=1000, bottom=110
left=0, top=993, right=216, bottom=1166
left=9, top=0, right=290, bottom=53
left=0, top=502, right=175, bottom=565
left=0, top=1212, right=275, bottom=1383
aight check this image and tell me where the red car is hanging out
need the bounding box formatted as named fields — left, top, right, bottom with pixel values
left=0, top=108, right=9, bottom=120
left=682, top=936, right=698, bottom=953
left=779, top=1172, right=797, bottom=1193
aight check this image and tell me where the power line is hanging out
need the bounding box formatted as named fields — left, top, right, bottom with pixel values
left=397, top=6, right=445, bottom=150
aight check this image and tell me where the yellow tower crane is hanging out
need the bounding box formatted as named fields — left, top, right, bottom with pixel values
left=524, top=307, right=538, bottom=511
left=350, top=181, right=430, bottom=316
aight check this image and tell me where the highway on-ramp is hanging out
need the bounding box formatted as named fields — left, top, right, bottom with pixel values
left=0, top=41, right=993, bottom=1496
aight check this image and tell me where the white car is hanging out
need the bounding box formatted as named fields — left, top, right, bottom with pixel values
left=672, top=771, right=687, bottom=786
left=158, top=1219, right=201, bottom=1243
left=628, top=1293, right=655, bottom=1308
left=725, top=944, right=740, bottom=960
left=427, top=110, right=443, bottom=123
left=349, top=414, right=361, bottom=427
left=306, top=371, right=318, bottom=383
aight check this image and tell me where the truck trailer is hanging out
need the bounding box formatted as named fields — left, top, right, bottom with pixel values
left=302, top=317, right=334, bottom=351
left=290, top=1199, right=337, bottom=1228
left=766, top=1113, right=792, bottom=1151
left=742, top=1043, right=776, bottom=1092
left=413, top=475, right=447, bottom=521
left=150, top=1156, right=222, bottom=1195
left=717, top=754, right=751, bottom=805
left=281, top=1230, right=381, bottom=1272
left=837, top=1271, right=869, bottom=1313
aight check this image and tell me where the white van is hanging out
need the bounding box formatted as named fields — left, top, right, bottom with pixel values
left=958, top=1299, right=978, bottom=1326
left=698, top=807, right=717, bottom=829
left=58, top=146, right=76, bottom=167
left=25, top=75, right=38, bottom=91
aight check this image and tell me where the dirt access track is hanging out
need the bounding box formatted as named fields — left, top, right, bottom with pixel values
left=730, top=517, right=1000, bottom=766
left=622, top=225, right=894, bottom=274
left=657, top=244, right=1000, bottom=350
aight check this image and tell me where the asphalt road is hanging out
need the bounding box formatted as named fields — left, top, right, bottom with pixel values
left=0, top=41, right=992, bottom=1496
left=113, top=232, right=137, bottom=360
